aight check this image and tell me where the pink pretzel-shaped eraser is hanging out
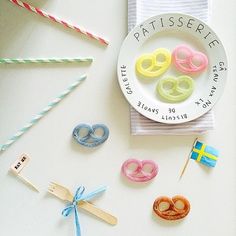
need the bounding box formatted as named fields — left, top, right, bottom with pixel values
left=172, top=45, right=208, bottom=73
left=121, top=158, right=158, bottom=182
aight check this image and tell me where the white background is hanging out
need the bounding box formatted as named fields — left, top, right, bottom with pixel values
left=0, top=0, right=235, bottom=236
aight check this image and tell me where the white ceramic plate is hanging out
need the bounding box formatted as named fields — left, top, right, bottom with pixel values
left=117, top=13, right=227, bottom=124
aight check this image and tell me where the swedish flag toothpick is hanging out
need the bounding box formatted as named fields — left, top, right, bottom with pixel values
left=179, top=138, right=219, bottom=179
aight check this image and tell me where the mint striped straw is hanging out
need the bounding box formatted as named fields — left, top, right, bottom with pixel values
left=0, top=74, right=87, bottom=152
left=0, top=58, right=93, bottom=64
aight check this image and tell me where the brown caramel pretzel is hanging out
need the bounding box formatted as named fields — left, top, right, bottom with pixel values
left=153, top=195, right=190, bottom=220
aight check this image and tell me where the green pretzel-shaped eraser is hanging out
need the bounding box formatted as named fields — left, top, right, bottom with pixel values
left=156, top=75, right=194, bottom=102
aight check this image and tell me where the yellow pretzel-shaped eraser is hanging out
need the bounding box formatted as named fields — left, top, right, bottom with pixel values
left=135, top=48, right=171, bottom=78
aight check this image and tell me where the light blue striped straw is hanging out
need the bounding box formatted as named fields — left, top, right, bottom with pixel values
left=0, top=74, right=87, bottom=152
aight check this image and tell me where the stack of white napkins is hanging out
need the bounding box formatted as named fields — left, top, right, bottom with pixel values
left=128, top=0, right=214, bottom=135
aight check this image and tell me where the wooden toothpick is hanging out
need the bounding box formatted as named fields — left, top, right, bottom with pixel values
left=10, top=154, right=39, bottom=192
left=179, top=138, right=198, bottom=180
left=16, top=174, right=39, bottom=192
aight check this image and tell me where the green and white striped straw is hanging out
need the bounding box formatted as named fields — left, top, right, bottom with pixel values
left=0, top=74, right=87, bottom=152
left=0, top=58, right=93, bottom=64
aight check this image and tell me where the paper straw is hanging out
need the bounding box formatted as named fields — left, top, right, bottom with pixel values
left=0, top=58, right=93, bottom=64
left=9, top=0, right=109, bottom=45
left=0, top=74, right=87, bottom=152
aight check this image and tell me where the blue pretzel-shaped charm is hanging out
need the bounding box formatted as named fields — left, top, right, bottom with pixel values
left=72, top=124, right=109, bottom=148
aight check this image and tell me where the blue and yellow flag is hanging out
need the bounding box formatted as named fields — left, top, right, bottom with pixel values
left=190, top=141, right=219, bottom=167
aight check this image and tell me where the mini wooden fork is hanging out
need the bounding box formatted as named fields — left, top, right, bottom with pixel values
left=48, top=182, right=117, bottom=225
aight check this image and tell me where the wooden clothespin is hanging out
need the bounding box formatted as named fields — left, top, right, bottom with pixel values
left=9, top=154, right=39, bottom=192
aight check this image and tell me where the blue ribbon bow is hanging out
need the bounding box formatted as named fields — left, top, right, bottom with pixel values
left=62, top=186, right=107, bottom=236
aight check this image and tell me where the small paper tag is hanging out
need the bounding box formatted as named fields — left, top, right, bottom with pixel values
left=10, top=154, right=30, bottom=174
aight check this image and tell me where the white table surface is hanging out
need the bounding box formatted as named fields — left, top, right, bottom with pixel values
left=0, top=0, right=235, bottom=235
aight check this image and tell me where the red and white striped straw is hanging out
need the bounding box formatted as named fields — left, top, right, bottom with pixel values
left=9, top=0, right=109, bottom=45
